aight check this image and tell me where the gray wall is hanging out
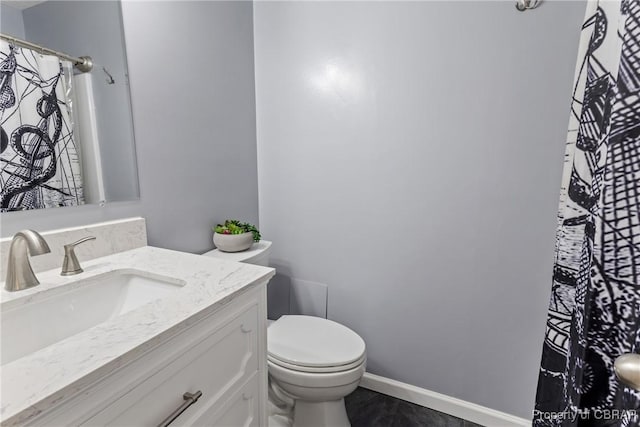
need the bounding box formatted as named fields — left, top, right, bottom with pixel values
left=1, top=3, right=26, bottom=39
left=254, top=0, right=586, bottom=418
left=22, top=0, right=138, bottom=203
left=1, top=1, right=259, bottom=255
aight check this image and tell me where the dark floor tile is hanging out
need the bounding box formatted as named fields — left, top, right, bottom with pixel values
left=345, top=387, right=379, bottom=416
left=346, top=387, right=483, bottom=427
left=391, top=400, right=464, bottom=427
left=347, top=392, right=399, bottom=427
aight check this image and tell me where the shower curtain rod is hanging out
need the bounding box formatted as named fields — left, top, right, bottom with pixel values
left=515, top=0, right=541, bottom=11
left=0, top=33, right=93, bottom=72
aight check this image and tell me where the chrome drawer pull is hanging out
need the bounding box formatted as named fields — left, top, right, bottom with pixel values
left=157, top=390, right=202, bottom=427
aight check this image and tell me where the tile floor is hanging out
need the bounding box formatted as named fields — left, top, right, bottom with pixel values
left=345, top=387, right=484, bottom=427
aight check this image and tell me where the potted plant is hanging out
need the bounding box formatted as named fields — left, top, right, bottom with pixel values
left=213, top=220, right=261, bottom=253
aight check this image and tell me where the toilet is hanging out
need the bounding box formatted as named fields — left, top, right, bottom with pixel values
left=203, top=241, right=367, bottom=427
left=268, top=315, right=366, bottom=426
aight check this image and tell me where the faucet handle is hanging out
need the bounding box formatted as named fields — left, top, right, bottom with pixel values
left=61, top=236, right=96, bottom=276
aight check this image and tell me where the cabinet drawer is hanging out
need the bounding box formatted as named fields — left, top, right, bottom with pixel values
left=176, top=372, right=260, bottom=427
left=84, top=304, right=258, bottom=426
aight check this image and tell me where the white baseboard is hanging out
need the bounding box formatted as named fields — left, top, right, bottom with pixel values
left=359, top=373, right=529, bottom=427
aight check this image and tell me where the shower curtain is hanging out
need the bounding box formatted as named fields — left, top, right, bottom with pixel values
left=535, top=1, right=640, bottom=425
left=0, top=41, right=84, bottom=211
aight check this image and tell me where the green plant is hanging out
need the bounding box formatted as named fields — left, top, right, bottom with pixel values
left=214, top=220, right=261, bottom=242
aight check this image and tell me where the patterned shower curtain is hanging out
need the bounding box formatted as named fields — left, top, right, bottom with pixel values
left=0, top=41, right=84, bottom=211
left=535, top=1, right=640, bottom=426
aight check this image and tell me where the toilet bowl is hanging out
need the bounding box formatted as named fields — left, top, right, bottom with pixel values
left=202, top=242, right=367, bottom=426
left=268, top=315, right=366, bottom=427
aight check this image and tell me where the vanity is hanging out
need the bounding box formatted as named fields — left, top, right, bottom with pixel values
left=0, top=243, right=275, bottom=426
left=1, top=1, right=276, bottom=423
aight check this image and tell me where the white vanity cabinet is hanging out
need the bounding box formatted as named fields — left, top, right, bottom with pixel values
left=28, top=285, right=268, bottom=427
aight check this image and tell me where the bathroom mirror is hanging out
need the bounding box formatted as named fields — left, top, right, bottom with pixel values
left=0, top=0, right=139, bottom=211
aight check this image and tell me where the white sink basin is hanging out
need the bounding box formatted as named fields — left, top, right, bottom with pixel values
left=1, top=269, right=185, bottom=366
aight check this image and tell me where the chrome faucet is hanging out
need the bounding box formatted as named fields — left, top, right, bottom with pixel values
left=5, top=230, right=51, bottom=292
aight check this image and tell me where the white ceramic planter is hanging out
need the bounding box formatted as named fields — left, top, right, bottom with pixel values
left=213, top=232, right=254, bottom=253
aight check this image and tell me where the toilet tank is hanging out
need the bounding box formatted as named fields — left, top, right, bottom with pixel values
left=201, top=240, right=272, bottom=266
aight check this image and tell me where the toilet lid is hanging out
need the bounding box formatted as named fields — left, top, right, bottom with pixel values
left=268, top=315, right=366, bottom=368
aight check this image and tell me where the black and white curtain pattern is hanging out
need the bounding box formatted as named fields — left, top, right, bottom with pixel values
left=534, top=1, right=640, bottom=426
left=0, top=41, right=83, bottom=211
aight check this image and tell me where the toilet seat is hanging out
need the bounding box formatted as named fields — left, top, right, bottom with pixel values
left=268, top=353, right=366, bottom=373
left=268, top=357, right=366, bottom=390
left=268, top=315, right=366, bottom=369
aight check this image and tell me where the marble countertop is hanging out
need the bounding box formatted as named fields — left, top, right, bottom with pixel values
left=0, top=246, right=275, bottom=426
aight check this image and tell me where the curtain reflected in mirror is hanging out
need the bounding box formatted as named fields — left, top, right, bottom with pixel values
left=0, top=42, right=83, bottom=211
left=0, top=0, right=139, bottom=212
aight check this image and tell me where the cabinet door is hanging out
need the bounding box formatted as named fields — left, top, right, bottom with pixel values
left=83, top=304, right=258, bottom=426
